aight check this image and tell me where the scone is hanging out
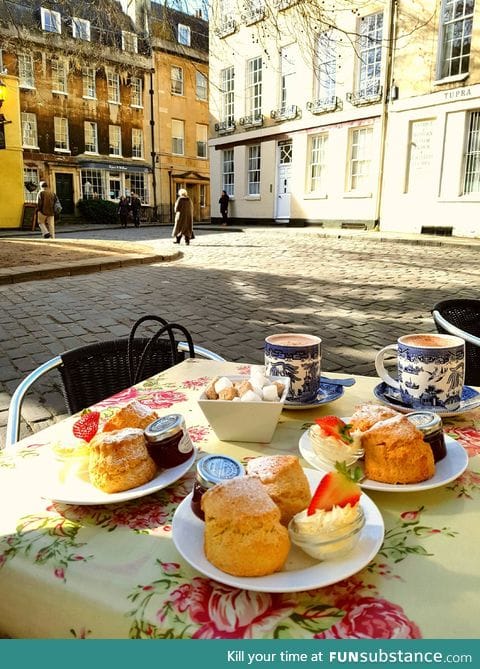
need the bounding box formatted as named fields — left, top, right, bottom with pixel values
left=201, top=476, right=290, bottom=577
left=362, top=414, right=435, bottom=484
left=246, top=454, right=311, bottom=525
left=102, top=400, right=157, bottom=432
left=349, top=404, right=400, bottom=432
left=89, top=427, right=157, bottom=493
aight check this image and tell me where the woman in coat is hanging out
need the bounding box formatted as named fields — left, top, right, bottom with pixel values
left=172, top=188, right=193, bottom=245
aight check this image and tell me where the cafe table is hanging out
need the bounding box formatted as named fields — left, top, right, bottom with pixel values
left=0, top=358, right=479, bottom=639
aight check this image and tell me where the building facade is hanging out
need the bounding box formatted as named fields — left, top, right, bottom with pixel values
left=0, top=72, right=24, bottom=228
left=0, top=0, right=152, bottom=227
left=208, top=0, right=480, bottom=238
left=150, top=5, right=210, bottom=222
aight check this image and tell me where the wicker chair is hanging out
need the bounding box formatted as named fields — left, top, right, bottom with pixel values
left=5, top=321, right=224, bottom=449
left=432, top=299, right=480, bottom=386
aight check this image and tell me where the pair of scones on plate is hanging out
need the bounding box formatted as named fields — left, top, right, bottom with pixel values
left=201, top=455, right=311, bottom=577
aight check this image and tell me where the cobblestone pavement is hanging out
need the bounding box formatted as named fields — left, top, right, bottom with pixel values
left=1, top=224, right=479, bottom=445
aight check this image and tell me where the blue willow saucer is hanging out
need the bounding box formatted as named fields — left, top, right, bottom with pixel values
left=373, top=382, right=480, bottom=417
left=283, top=382, right=344, bottom=411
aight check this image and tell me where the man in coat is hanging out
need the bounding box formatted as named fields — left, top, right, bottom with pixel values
left=172, top=188, right=193, bottom=245
left=36, top=181, right=57, bottom=239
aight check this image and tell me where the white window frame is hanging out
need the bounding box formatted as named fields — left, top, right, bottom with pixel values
left=81, top=169, right=103, bottom=199
left=24, top=166, right=39, bottom=203
left=131, top=76, right=143, bottom=107
left=348, top=126, right=373, bottom=192
left=178, top=24, right=191, bottom=46
left=83, top=67, right=96, bottom=99
left=109, top=125, right=122, bottom=157
left=246, top=56, right=262, bottom=117
left=172, top=119, right=185, bottom=155
left=223, top=149, right=234, bottom=196
left=19, top=54, right=35, bottom=89
left=196, top=71, right=208, bottom=100
left=196, top=124, right=208, bottom=158
left=280, top=45, right=295, bottom=111
left=52, top=59, right=67, bottom=94
left=21, top=112, right=38, bottom=149
left=221, top=66, right=235, bottom=124
left=41, top=7, right=61, bottom=34
left=463, top=110, right=480, bottom=194
left=72, top=17, right=91, bottom=41
left=247, top=144, right=261, bottom=195
left=54, top=117, right=69, bottom=152
left=132, top=128, right=144, bottom=159
left=315, top=31, right=336, bottom=101
left=107, top=71, right=120, bottom=104
left=308, top=134, right=328, bottom=193
left=122, top=31, right=138, bottom=53
left=171, top=66, right=184, bottom=95
left=84, top=121, right=98, bottom=153
left=358, top=13, right=383, bottom=97
left=437, top=0, right=475, bottom=80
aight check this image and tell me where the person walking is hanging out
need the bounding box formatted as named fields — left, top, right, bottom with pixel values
left=219, top=190, right=230, bottom=226
left=130, top=191, right=141, bottom=228
left=172, top=188, right=193, bottom=245
left=36, top=181, right=58, bottom=239
left=118, top=196, right=131, bottom=228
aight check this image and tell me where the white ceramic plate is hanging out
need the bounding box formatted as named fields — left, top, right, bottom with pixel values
left=172, top=468, right=384, bottom=593
left=299, top=428, right=468, bottom=493
left=37, top=448, right=196, bottom=505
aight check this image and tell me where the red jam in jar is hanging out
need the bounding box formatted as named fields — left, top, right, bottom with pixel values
left=144, top=414, right=194, bottom=469
left=191, top=454, right=244, bottom=520
left=406, top=411, right=447, bottom=463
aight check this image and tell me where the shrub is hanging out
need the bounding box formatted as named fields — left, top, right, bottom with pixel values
left=77, top=198, right=118, bottom=224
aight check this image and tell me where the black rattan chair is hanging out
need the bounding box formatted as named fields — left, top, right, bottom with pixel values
left=432, top=299, right=480, bottom=386
left=6, top=317, right=224, bottom=449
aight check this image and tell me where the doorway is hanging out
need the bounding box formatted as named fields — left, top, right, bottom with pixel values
left=275, top=140, right=292, bottom=220
left=55, top=173, right=74, bottom=214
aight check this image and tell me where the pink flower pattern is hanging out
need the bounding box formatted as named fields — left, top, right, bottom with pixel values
left=95, top=387, right=139, bottom=408
left=446, top=426, right=480, bottom=457
left=138, top=390, right=188, bottom=409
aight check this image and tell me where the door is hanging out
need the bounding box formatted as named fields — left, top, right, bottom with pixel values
left=275, top=140, right=292, bottom=220
left=55, top=173, right=74, bottom=214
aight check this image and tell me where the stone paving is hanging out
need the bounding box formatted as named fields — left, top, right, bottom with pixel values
left=1, top=224, right=479, bottom=446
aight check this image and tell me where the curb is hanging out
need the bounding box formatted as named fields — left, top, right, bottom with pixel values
left=0, top=251, right=181, bottom=285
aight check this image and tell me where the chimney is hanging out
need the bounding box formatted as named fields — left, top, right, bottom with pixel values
left=195, top=9, right=202, bottom=19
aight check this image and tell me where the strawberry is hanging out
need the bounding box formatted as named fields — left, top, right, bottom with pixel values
left=315, top=415, right=353, bottom=445
left=72, top=410, right=100, bottom=443
left=307, top=463, right=362, bottom=515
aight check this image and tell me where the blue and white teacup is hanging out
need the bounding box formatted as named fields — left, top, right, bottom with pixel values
left=264, top=333, right=321, bottom=403
left=375, top=333, right=465, bottom=411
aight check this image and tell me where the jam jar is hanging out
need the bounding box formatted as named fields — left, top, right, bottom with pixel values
left=144, top=414, right=194, bottom=469
left=191, top=454, right=244, bottom=520
left=406, top=411, right=447, bottom=462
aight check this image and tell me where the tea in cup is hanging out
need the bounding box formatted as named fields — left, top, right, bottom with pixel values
left=375, top=333, right=465, bottom=411
left=264, top=333, right=321, bottom=403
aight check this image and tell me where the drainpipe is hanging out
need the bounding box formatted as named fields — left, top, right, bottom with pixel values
left=149, top=68, right=158, bottom=221
left=374, top=0, right=398, bottom=228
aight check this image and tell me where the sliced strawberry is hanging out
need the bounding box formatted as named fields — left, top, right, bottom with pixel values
left=72, top=410, right=100, bottom=443
left=315, top=415, right=353, bottom=445
left=307, top=463, right=361, bottom=515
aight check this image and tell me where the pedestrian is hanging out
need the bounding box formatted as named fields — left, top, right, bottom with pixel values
left=219, top=190, right=230, bottom=226
left=118, top=195, right=130, bottom=228
left=130, top=191, right=141, bottom=228
left=36, top=180, right=58, bottom=239
left=172, top=188, right=193, bottom=245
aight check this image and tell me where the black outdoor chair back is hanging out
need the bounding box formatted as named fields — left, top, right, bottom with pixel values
left=432, top=299, right=480, bottom=386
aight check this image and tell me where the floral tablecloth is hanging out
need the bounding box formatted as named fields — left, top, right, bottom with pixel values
left=0, top=359, right=478, bottom=639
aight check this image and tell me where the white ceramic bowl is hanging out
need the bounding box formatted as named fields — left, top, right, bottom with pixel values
left=198, top=375, right=290, bottom=443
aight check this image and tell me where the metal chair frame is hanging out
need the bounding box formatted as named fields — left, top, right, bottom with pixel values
left=432, top=310, right=480, bottom=348
left=5, top=341, right=224, bottom=450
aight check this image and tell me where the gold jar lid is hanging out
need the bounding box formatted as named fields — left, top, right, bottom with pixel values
left=406, top=411, right=443, bottom=437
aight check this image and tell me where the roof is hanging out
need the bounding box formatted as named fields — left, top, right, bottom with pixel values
left=150, top=3, right=208, bottom=53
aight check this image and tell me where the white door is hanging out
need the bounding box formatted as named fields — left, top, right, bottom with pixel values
left=276, top=141, right=292, bottom=220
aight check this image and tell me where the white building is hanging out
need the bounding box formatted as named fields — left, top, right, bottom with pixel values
left=208, top=0, right=480, bottom=238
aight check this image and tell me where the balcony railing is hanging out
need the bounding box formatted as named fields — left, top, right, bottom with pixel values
left=215, top=19, right=237, bottom=38
left=214, top=120, right=236, bottom=135
left=239, top=114, right=264, bottom=128
left=242, top=6, right=267, bottom=25
left=270, top=104, right=300, bottom=122
left=346, top=83, right=383, bottom=106
left=306, top=96, right=342, bottom=114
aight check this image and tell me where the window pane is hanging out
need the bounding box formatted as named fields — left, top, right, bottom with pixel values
left=223, top=148, right=234, bottom=195
left=439, top=0, right=475, bottom=78
left=248, top=144, right=261, bottom=195
left=464, top=110, right=480, bottom=193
